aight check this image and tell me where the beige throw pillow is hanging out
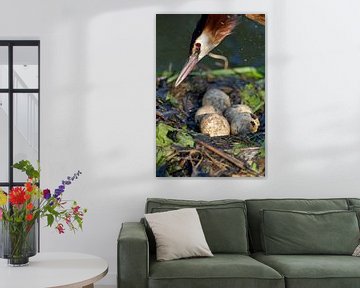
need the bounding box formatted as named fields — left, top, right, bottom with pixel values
left=145, top=208, right=213, bottom=261
left=353, top=244, right=360, bottom=256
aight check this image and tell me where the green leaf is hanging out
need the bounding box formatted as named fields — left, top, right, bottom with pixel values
left=232, top=67, right=264, bottom=79
left=46, top=205, right=60, bottom=217
left=156, top=147, right=175, bottom=167
left=158, top=70, right=173, bottom=78
left=232, top=142, right=251, bottom=156
left=190, top=66, right=264, bottom=79
left=259, top=142, right=266, bottom=157
left=47, top=214, right=54, bottom=227
left=176, top=130, right=194, bottom=148
left=240, top=83, right=265, bottom=113
left=12, top=160, right=40, bottom=180
left=156, top=123, right=194, bottom=148
left=75, top=216, right=83, bottom=230
left=156, top=123, right=175, bottom=147
left=166, top=73, right=179, bottom=84
left=165, top=92, right=179, bottom=107
left=251, top=162, right=259, bottom=172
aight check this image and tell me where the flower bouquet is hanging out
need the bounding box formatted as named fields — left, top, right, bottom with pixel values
left=0, top=160, right=87, bottom=266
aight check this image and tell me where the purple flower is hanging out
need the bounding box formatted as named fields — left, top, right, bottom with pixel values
left=43, top=189, right=51, bottom=200
left=54, top=170, right=82, bottom=199
left=54, top=189, right=63, bottom=198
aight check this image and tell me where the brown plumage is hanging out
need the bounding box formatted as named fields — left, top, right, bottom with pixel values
left=245, top=14, right=266, bottom=26
left=203, top=15, right=238, bottom=46
left=175, top=14, right=265, bottom=87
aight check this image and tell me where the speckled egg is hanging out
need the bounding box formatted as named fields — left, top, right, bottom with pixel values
left=194, top=105, right=219, bottom=124
left=224, top=104, right=253, bottom=122
left=230, top=113, right=260, bottom=135
left=202, top=89, right=231, bottom=113
left=200, top=114, right=230, bottom=137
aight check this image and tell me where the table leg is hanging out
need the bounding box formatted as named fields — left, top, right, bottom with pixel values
left=82, top=284, right=94, bottom=288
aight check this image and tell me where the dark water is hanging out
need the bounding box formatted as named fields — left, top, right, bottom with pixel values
left=156, top=14, right=265, bottom=73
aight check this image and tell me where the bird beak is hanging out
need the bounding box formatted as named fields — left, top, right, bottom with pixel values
left=175, top=54, right=199, bottom=87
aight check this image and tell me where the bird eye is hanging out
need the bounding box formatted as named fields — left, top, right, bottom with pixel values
left=194, top=42, right=201, bottom=54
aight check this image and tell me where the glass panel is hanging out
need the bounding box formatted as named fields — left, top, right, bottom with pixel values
left=0, top=93, right=9, bottom=182
left=0, top=186, right=8, bottom=193
left=13, top=93, right=39, bottom=182
left=13, top=46, right=38, bottom=89
left=0, top=46, right=8, bottom=89
left=0, top=186, right=8, bottom=255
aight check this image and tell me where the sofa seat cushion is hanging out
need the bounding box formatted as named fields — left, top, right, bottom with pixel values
left=252, top=252, right=360, bottom=288
left=149, top=254, right=284, bottom=288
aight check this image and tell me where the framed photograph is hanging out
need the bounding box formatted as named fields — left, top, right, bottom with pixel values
left=156, top=14, right=265, bottom=177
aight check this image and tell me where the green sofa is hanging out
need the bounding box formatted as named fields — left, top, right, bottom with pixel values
left=118, top=198, right=360, bottom=288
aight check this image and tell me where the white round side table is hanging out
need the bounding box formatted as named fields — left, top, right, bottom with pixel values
left=0, top=252, right=108, bottom=288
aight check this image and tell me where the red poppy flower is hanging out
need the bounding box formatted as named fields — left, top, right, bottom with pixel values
left=26, top=214, right=33, bottom=221
left=26, top=203, right=34, bottom=210
left=9, top=187, right=26, bottom=205
left=24, top=193, right=31, bottom=200
left=25, top=182, right=33, bottom=192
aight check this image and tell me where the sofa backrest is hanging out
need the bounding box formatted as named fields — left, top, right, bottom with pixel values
left=347, top=198, right=360, bottom=229
left=348, top=198, right=360, bottom=207
left=245, top=198, right=350, bottom=252
left=145, top=198, right=249, bottom=254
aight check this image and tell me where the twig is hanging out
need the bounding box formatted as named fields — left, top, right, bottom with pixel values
left=195, top=139, right=260, bottom=176
left=203, top=150, right=229, bottom=170
left=156, top=111, right=166, bottom=120
left=236, top=147, right=261, bottom=152
left=188, top=151, right=204, bottom=176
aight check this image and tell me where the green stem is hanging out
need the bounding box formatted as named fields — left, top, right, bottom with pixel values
left=8, top=221, right=31, bottom=259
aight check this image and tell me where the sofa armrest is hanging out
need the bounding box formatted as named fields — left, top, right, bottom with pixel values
left=118, top=222, right=149, bottom=288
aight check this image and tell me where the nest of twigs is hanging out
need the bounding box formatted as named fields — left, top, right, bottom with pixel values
left=156, top=68, right=265, bottom=177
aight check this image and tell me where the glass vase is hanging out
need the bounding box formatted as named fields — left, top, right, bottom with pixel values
left=0, top=220, right=37, bottom=266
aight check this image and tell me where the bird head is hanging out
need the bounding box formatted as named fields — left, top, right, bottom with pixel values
left=174, top=34, right=216, bottom=87
left=175, top=14, right=238, bottom=87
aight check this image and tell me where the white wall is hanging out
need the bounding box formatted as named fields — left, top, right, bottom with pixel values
left=1, top=0, right=360, bottom=285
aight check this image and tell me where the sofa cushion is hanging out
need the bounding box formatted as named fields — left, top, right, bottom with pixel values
left=252, top=252, right=360, bottom=288
left=347, top=199, right=360, bottom=229
left=347, top=198, right=360, bottom=207
left=246, top=198, right=349, bottom=252
left=261, top=209, right=359, bottom=255
left=146, top=198, right=249, bottom=254
left=145, top=208, right=213, bottom=261
left=149, top=254, right=284, bottom=288
left=349, top=205, right=360, bottom=228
